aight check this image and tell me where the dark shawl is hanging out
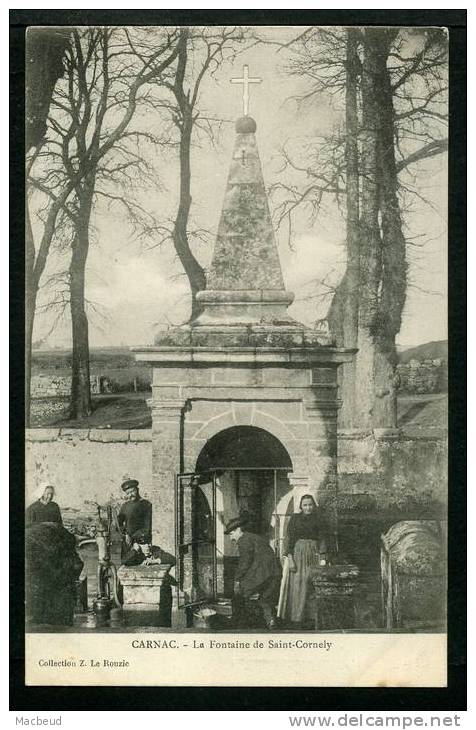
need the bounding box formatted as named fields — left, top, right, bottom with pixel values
left=284, top=512, right=328, bottom=555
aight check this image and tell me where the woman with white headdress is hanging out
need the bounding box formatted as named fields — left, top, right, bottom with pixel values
left=26, top=481, right=63, bottom=525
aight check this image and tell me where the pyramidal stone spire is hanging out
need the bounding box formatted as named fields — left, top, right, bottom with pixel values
left=194, top=116, right=294, bottom=326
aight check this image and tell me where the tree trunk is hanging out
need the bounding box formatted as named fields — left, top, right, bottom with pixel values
left=26, top=28, right=70, bottom=150
left=329, top=28, right=362, bottom=428
left=172, top=116, right=206, bottom=321
left=353, top=28, right=384, bottom=430
left=375, top=29, right=407, bottom=428
left=171, top=29, right=206, bottom=322
left=353, top=28, right=403, bottom=430
left=69, top=190, right=93, bottom=419
left=25, top=181, right=75, bottom=425
left=25, top=290, right=36, bottom=427
left=25, top=203, right=36, bottom=427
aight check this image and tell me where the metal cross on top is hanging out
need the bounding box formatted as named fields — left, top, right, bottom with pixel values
left=230, top=64, right=262, bottom=116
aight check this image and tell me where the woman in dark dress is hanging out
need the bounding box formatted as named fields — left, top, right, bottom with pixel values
left=279, top=494, right=328, bottom=625
left=26, top=483, right=63, bottom=526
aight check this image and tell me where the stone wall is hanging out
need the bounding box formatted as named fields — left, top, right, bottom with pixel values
left=396, top=358, right=447, bottom=394
left=338, top=428, right=447, bottom=513
left=25, top=428, right=153, bottom=513
left=31, top=375, right=73, bottom=398
left=30, top=373, right=150, bottom=398
left=336, top=427, right=447, bottom=570
left=25, top=426, right=447, bottom=528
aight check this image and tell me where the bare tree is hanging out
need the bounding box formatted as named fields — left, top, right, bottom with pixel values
left=27, top=26, right=180, bottom=420
left=270, top=26, right=448, bottom=429
left=163, top=26, right=248, bottom=319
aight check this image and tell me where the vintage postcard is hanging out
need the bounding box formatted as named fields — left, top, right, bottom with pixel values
left=23, top=21, right=449, bottom=688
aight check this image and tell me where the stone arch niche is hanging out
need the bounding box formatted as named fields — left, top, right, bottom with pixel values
left=193, top=425, right=293, bottom=595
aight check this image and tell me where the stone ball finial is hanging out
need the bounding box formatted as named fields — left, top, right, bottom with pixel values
left=235, top=116, right=257, bottom=133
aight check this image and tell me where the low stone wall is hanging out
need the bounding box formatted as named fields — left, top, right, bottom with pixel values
left=31, top=374, right=102, bottom=397
left=31, top=375, right=72, bottom=398
left=336, top=427, right=447, bottom=571
left=25, top=428, right=153, bottom=512
left=396, top=358, right=447, bottom=394
left=338, top=427, right=447, bottom=514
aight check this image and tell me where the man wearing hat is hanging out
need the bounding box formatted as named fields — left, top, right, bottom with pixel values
left=224, top=516, right=282, bottom=630
left=121, top=532, right=175, bottom=569
left=117, top=479, right=152, bottom=559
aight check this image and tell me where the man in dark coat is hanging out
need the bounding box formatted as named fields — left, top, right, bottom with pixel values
left=117, top=479, right=152, bottom=559
left=225, top=516, right=282, bottom=629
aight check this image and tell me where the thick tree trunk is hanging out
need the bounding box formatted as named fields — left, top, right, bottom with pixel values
left=375, top=29, right=407, bottom=428
left=353, top=28, right=403, bottom=430
left=26, top=28, right=70, bottom=150
left=353, top=28, right=384, bottom=430
left=69, top=191, right=93, bottom=419
left=329, top=28, right=362, bottom=428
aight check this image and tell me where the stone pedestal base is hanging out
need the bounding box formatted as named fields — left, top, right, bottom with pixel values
left=311, top=564, right=360, bottom=630
left=118, top=564, right=173, bottom=627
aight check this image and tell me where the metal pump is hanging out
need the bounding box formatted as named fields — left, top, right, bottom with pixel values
left=79, top=502, right=121, bottom=614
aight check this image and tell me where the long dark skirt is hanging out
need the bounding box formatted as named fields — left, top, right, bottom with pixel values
left=279, top=539, right=319, bottom=624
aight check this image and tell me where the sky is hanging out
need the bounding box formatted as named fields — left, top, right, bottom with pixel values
left=31, top=28, right=448, bottom=351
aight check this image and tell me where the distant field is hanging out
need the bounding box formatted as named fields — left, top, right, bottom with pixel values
left=396, top=392, right=447, bottom=429
left=29, top=345, right=447, bottom=430
left=30, top=393, right=152, bottom=429
left=30, top=391, right=447, bottom=430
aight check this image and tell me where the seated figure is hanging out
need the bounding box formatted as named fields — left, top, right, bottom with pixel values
left=121, top=532, right=176, bottom=569
left=120, top=531, right=176, bottom=627
left=25, top=521, right=84, bottom=626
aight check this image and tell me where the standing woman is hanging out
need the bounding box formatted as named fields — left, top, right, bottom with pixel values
left=279, top=494, right=328, bottom=626
left=26, top=482, right=63, bottom=526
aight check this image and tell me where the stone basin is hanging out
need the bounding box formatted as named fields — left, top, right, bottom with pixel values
left=118, top=564, right=174, bottom=627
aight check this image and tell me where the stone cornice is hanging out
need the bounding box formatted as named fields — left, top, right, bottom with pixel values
left=134, top=345, right=356, bottom=367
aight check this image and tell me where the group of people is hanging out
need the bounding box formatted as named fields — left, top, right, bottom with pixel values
left=25, top=477, right=162, bottom=626
left=25, top=477, right=159, bottom=568
left=225, top=494, right=328, bottom=630
left=26, top=477, right=329, bottom=630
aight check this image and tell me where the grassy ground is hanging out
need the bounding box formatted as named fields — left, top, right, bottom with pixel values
left=30, top=393, right=152, bottom=429
left=396, top=392, right=447, bottom=428
left=30, top=391, right=447, bottom=430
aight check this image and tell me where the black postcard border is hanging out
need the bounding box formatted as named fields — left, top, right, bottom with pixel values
left=10, top=8, right=466, bottom=712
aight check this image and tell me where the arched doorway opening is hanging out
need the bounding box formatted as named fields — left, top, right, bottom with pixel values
left=176, top=426, right=294, bottom=603
left=196, top=425, right=293, bottom=539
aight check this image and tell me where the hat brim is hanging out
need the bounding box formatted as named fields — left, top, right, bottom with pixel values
left=224, top=520, right=245, bottom=535
left=121, top=479, right=139, bottom=491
